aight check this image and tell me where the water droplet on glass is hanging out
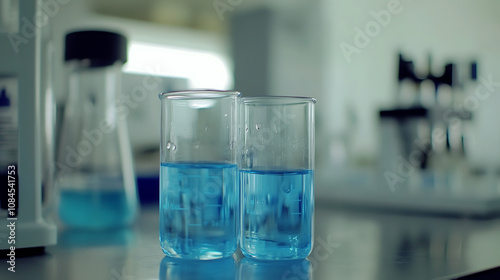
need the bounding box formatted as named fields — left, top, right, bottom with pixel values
left=282, top=184, right=291, bottom=193
left=245, top=127, right=249, bottom=132
left=224, top=113, right=228, bottom=117
left=255, top=124, right=260, bottom=130
left=204, top=126, right=208, bottom=131
left=166, top=141, right=171, bottom=150
left=171, top=144, right=177, bottom=151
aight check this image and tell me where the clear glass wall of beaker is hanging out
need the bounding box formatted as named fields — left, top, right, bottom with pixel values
left=239, top=96, right=315, bottom=260
left=159, top=90, right=240, bottom=259
left=56, top=30, right=137, bottom=229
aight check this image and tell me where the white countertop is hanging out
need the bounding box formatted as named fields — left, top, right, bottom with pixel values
left=2, top=203, right=500, bottom=280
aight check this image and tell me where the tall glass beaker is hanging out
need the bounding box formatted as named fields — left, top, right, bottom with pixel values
left=239, top=96, right=315, bottom=260
left=159, top=90, right=240, bottom=259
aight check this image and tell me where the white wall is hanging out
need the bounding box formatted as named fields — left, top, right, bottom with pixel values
left=321, top=0, right=500, bottom=164
left=49, top=0, right=500, bottom=167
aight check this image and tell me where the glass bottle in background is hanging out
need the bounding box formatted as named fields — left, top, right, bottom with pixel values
left=56, top=30, right=137, bottom=229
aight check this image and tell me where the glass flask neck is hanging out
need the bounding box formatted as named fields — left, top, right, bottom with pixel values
left=67, top=62, right=123, bottom=128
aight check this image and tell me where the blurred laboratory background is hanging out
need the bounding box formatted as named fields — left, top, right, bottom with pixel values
left=39, top=0, right=500, bottom=215
left=2, top=0, right=500, bottom=279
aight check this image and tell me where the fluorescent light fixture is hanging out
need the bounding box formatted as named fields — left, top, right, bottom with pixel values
left=124, top=41, right=232, bottom=90
left=188, top=99, right=216, bottom=109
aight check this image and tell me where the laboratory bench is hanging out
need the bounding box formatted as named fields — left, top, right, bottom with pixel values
left=2, top=202, right=500, bottom=280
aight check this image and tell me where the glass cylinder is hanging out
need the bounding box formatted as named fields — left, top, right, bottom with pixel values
left=56, top=30, right=137, bottom=229
left=159, top=90, right=240, bottom=259
left=239, top=96, right=315, bottom=260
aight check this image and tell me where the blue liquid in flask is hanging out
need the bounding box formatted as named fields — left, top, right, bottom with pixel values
left=160, top=162, right=238, bottom=259
left=59, top=189, right=134, bottom=229
left=240, top=169, right=314, bottom=260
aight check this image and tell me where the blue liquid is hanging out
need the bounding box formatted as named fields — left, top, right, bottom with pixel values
left=59, top=190, right=135, bottom=229
left=160, top=162, right=238, bottom=259
left=240, top=169, right=314, bottom=260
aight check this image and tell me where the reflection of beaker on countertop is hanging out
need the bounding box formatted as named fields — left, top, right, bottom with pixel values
left=239, top=258, right=311, bottom=280
left=56, top=30, right=137, bottom=229
left=159, top=256, right=237, bottom=280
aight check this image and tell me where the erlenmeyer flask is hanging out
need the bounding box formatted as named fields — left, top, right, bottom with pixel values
left=56, top=30, right=138, bottom=229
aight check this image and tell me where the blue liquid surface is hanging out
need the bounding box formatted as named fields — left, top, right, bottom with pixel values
left=160, top=162, right=238, bottom=259
left=240, top=169, right=314, bottom=260
left=59, top=190, right=134, bottom=229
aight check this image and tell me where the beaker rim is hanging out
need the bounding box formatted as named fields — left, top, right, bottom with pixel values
left=159, top=90, right=240, bottom=100
left=241, top=96, right=316, bottom=105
